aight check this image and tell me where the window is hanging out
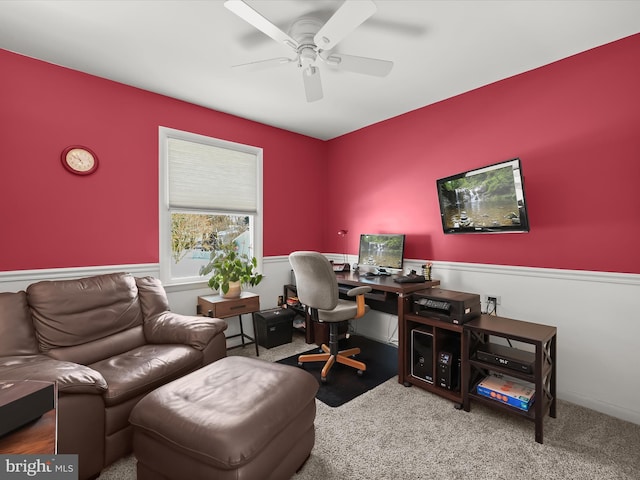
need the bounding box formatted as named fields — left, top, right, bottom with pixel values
left=159, top=127, right=263, bottom=285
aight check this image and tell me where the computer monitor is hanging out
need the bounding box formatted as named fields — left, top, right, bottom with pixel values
left=357, top=234, right=405, bottom=270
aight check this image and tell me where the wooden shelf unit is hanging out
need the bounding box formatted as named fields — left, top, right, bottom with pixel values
left=402, top=312, right=467, bottom=408
left=283, top=284, right=309, bottom=338
left=463, top=314, right=557, bottom=444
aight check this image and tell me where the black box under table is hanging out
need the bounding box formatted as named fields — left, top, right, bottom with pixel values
left=254, top=308, right=295, bottom=349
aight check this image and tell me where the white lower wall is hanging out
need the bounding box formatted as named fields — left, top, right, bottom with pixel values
left=2, top=257, right=638, bottom=425
left=352, top=257, right=640, bottom=427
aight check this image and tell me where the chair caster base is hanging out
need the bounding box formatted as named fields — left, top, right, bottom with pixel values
left=297, top=362, right=304, bottom=368
left=357, top=370, right=364, bottom=376
left=320, top=376, right=328, bottom=383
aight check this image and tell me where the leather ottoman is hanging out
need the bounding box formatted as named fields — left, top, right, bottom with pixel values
left=129, top=356, right=318, bottom=480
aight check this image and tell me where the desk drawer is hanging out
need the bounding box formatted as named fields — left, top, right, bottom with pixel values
left=199, top=294, right=260, bottom=318
left=216, top=295, right=260, bottom=317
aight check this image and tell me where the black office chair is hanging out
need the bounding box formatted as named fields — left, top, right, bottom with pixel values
left=289, top=251, right=371, bottom=383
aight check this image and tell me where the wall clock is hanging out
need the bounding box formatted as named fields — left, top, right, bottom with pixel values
left=61, top=146, right=99, bottom=175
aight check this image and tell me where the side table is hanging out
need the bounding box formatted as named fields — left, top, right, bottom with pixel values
left=463, top=314, right=557, bottom=444
left=0, top=380, right=56, bottom=454
left=197, top=292, right=261, bottom=356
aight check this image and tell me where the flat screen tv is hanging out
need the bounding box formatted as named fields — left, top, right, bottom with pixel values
left=357, top=234, right=406, bottom=270
left=436, top=158, right=529, bottom=234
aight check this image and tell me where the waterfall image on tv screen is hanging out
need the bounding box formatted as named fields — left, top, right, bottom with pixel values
left=436, top=158, right=529, bottom=234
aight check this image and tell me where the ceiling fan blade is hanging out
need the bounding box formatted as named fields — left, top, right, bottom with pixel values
left=232, top=57, right=295, bottom=71
left=314, top=0, right=377, bottom=51
left=224, top=0, right=298, bottom=51
left=321, top=52, right=393, bottom=77
left=302, top=66, right=323, bottom=102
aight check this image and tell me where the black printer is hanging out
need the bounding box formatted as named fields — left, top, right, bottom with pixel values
left=413, top=288, right=481, bottom=324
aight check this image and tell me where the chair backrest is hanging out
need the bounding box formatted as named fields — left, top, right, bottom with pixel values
left=289, top=251, right=339, bottom=311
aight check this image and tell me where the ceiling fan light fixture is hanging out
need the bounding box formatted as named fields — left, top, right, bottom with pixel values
left=299, top=45, right=317, bottom=66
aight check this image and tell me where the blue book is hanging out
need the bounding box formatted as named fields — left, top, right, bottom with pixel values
left=476, top=375, right=535, bottom=411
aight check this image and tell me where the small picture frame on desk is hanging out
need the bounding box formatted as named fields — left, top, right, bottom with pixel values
left=330, top=262, right=350, bottom=272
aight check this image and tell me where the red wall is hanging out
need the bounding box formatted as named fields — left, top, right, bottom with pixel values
left=326, top=34, right=640, bottom=274
left=2, top=33, right=639, bottom=275
left=0, top=49, right=327, bottom=271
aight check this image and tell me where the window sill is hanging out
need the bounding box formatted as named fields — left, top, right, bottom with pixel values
left=163, top=279, right=209, bottom=293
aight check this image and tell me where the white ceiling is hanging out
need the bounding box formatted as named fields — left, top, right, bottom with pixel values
left=1, top=0, right=639, bottom=140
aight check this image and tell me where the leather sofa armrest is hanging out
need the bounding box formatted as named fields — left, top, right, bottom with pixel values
left=144, top=312, right=228, bottom=351
left=0, top=355, right=107, bottom=394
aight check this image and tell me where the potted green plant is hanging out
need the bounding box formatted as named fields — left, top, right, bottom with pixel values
left=199, top=243, right=263, bottom=298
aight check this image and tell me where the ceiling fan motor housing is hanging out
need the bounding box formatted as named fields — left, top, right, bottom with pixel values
left=290, top=17, right=323, bottom=67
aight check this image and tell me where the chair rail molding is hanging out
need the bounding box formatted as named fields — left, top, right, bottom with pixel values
left=0, top=264, right=160, bottom=292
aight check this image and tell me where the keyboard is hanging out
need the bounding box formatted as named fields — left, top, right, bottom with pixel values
left=393, top=274, right=426, bottom=284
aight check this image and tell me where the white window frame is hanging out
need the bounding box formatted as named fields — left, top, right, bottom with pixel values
left=159, top=126, right=263, bottom=286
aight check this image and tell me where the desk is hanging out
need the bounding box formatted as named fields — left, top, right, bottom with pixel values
left=335, top=272, right=439, bottom=312
left=197, top=292, right=261, bottom=356
left=334, top=272, right=440, bottom=381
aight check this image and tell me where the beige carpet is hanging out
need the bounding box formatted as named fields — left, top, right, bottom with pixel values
left=99, top=334, right=640, bottom=480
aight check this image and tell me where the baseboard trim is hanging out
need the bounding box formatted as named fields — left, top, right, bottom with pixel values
left=560, top=390, right=640, bottom=426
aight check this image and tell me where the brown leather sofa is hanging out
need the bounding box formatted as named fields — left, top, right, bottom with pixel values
left=0, top=272, right=228, bottom=479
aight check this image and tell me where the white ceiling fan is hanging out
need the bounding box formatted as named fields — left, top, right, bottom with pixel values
left=224, top=0, right=394, bottom=102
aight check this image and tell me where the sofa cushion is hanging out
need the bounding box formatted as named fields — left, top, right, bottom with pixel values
left=90, top=344, right=202, bottom=406
left=135, top=276, right=171, bottom=319
left=0, top=355, right=107, bottom=394
left=46, top=325, right=146, bottom=365
left=27, top=272, right=143, bottom=353
left=0, top=291, right=39, bottom=356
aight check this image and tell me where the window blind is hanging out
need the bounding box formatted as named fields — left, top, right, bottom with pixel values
left=168, top=138, right=257, bottom=213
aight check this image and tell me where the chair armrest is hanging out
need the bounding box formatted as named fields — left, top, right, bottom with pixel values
left=144, top=312, right=228, bottom=350
left=0, top=355, right=107, bottom=394
left=347, top=286, right=372, bottom=319
left=346, top=286, right=372, bottom=297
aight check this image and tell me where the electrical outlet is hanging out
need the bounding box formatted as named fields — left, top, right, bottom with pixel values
left=486, top=295, right=501, bottom=305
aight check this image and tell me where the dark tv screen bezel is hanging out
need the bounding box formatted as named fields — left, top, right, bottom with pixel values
left=436, top=158, right=529, bottom=234
left=357, top=234, right=406, bottom=269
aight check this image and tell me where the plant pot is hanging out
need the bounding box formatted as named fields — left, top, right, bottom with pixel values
left=221, top=281, right=242, bottom=299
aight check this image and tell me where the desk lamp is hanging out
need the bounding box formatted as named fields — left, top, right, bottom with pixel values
left=333, top=229, right=350, bottom=272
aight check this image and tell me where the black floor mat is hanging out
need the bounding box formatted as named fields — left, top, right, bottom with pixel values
left=277, top=336, right=398, bottom=407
